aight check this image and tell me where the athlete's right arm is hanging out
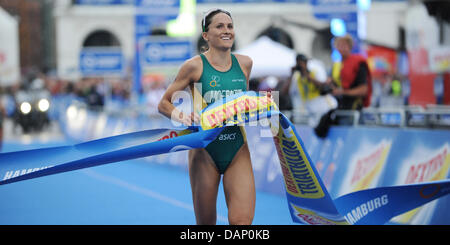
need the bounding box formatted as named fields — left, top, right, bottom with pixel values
left=158, top=57, right=202, bottom=126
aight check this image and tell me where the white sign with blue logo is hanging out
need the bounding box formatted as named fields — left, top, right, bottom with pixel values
left=310, top=0, right=357, bottom=20
left=134, top=0, right=180, bottom=16
left=133, top=0, right=181, bottom=93
left=75, top=0, right=134, bottom=5
left=310, top=0, right=368, bottom=57
left=79, top=47, right=124, bottom=76
left=139, top=37, right=193, bottom=67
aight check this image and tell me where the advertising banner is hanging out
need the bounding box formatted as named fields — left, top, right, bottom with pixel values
left=367, top=45, right=398, bottom=77
left=382, top=129, right=450, bottom=224
left=428, top=46, right=450, bottom=73
left=329, top=128, right=397, bottom=198
left=140, top=37, right=193, bottom=67
left=0, top=7, right=20, bottom=85
left=79, top=47, right=124, bottom=76
left=133, top=0, right=180, bottom=93
left=314, top=127, right=348, bottom=192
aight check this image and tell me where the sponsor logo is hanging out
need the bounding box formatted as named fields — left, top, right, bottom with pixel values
left=209, top=75, right=220, bottom=88
left=157, top=131, right=179, bottom=141
left=404, top=145, right=449, bottom=184
left=419, top=184, right=441, bottom=199
left=291, top=203, right=348, bottom=225
left=201, top=95, right=276, bottom=130
left=157, top=129, right=191, bottom=142
left=169, top=145, right=193, bottom=152
left=344, top=194, right=389, bottom=225
left=343, top=140, right=391, bottom=194
left=273, top=128, right=324, bottom=199
left=218, top=133, right=236, bottom=141
left=394, top=145, right=450, bottom=224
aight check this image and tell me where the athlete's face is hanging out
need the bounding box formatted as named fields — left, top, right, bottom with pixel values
left=203, top=13, right=234, bottom=50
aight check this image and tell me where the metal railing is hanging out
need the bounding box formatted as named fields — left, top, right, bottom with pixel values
left=69, top=97, right=450, bottom=130
left=289, top=105, right=450, bottom=129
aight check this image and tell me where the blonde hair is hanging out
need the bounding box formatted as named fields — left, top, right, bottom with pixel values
left=334, top=34, right=354, bottom=49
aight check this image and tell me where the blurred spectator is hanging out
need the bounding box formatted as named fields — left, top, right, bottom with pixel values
left=390, top=76, right=402, bottom=97
left=145, top=79, right=166, bottom=115
left=86, top=78, right=104, bottom=108
left=86, top=84, right=104, bottom=108
left=140, top=74, right=166, bottom=115
left=330, top=35, right=372, bottom=110
left=281, top=54, right=336, bottom=124
left=315, top=34, right=372, bottom=138
left=282, top=54, right=324, bottom=104
left=373, top=73, right=404, bottom=108
left=274, top=78, right=293, bottom=112
left=111, top=79, right=126, bottom=101
left=76, top=77, right=105, bottom=108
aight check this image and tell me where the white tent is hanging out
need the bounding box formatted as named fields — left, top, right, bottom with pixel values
left=235, top=36, right=327, bottom=82
left=236, top=36, right=335, bottom=126
left=235, top=36, right=296, bottom=79
left=0, top=7, right=20, bottom=86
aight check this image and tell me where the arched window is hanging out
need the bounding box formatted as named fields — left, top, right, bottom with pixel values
left=83, top=30, right=121, bottom=47
left=150, top=28, right=167, bottom=36
left=257, top=26, right=294, bottom=49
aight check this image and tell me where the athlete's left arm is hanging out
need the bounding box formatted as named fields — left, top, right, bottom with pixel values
left=235, top=54, right=253, bottom=90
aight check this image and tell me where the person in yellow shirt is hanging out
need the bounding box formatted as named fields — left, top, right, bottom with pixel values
left=282, top=54, right=325, bottom=106
left=293, top=54, right=323, bottom=102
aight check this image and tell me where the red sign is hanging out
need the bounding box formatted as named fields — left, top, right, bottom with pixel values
left=366, top=45, right=397, bottom=77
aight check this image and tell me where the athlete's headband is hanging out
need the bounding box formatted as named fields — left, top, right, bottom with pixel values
left=202, top=9, right=232, bottom=32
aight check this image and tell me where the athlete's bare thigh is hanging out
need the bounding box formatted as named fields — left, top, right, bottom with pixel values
left=188, top=148, right=221, bottom=225
left=222, top=143, right=256, bottom=225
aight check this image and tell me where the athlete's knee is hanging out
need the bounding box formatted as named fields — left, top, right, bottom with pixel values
left=196, top=214, right=217, bottom=225
left=228, top=213, right=253, bottom=225
left=193, top=201, right=218, bottom=225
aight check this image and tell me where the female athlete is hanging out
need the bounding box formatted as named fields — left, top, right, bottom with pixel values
left=158, top=9, right=255, bottom=225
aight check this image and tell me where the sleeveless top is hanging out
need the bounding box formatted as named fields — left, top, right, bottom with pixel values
left=198, top=53, right=247, bottom=105
left=197, top=53, right=247, bottom=174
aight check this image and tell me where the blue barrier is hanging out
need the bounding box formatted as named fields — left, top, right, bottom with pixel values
left=247, top=125, right=449, bottom=225
left=54, top=96, right=450, bottom=225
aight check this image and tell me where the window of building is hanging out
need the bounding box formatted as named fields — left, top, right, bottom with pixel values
left=83, top=30, right=121, bottom=47
left=257, top=26, right=294, bottom=49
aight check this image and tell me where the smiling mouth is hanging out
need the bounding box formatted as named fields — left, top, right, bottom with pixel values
left=221, top=36, right=232, bottom=40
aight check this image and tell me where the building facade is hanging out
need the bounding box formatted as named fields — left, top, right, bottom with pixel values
left=54, top=0, right=408, bottom=80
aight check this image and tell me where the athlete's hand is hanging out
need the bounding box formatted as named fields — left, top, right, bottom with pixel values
left=192, top=112, right=201, bottom=125
left=179, top=111, right=200, bottom=126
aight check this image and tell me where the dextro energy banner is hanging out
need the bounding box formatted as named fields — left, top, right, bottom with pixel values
left=334, top=179, right=450, bottom=225
left=1, top=91, right=449, bottom=225
left=272, top=114, right=348, bottom=225
left=0, top=127, right=221, bottom=185
left=200, top=91, right=275, bottom=130
left=382, top=129, right=450, bottom=224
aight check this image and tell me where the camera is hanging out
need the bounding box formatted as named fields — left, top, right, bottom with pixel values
left=319, top=83, right=334, bottom=95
